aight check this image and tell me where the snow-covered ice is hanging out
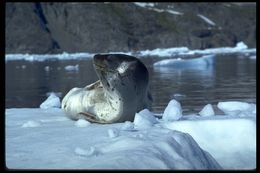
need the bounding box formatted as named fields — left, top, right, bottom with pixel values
left=6, top=98, right=256, bottom=169
left=199, top=104, right=215, bottom=117
left=5, top=52, right=94, bottom=61
left=153, top=54, right=215, bottom=68
left=40, top=93, right=61, bottom=109
left=162, top=99, right=182, bottom=121
left=161, top=116, right=256, bottom=169
left=5, top=42, right=256, bottom=61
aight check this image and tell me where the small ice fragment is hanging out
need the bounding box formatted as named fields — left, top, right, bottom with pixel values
left=199, top=104, right=215, bottom=117
left=65, top=64, right=79, bottom=71
left=217, top=101, right=255, bottom=116
left=108, top=128, right=119, bottom=138
left=44, top=66, right=50, bottom=71
left=40, top=93, right=61, bottom=109
left=75, top=119, right=91, bottom=127
left=121, top=121, right=134, bottom=131
left=249, top=55, right=256, bottom=60
left=162, top=99, right=182, bottom=121
left=22, top=121, right=41, bottom=128
left=75, top=147, right=96, bottom=157
left=133, top=109, right=157, bottom=129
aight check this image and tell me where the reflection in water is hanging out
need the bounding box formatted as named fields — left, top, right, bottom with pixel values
left=151, top=67, right=216, bottom=113
left=5, top=54, right=256, bottom=115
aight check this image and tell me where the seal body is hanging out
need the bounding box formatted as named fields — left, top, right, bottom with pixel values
left=61, top=54, right=152, bottom=123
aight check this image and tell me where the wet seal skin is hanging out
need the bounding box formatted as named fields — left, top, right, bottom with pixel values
left=62, top=54, right=152, bottom=123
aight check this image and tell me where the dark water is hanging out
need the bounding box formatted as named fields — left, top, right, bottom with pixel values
left=5, top=54, right=256, bottom=114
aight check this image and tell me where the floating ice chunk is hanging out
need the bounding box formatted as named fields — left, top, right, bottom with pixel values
left=64, top=64, right=79, bottom=71
left=22, top=121, right=41, bottom=128
left=75, top=119, right=91, bottom=127
left=44, top=66, right=50, bottom=71
left=235, top=42, right=248, bottom=49
left=162, top=99, right=182, bottom=121
left=40, top=93, right=61, bottom=109
left=21, top=65, right=26, bottom=69
left=121, top=121, right=135, bottom=131
left=139, top=47, right=189, bottom=57
left=153, top=54, right=215, bottom=68
left=133, top=109, right=157, bottom=129
left=199, top=104, right=215, bottom=117
left=217, top=101, right=255, bottom=116
left=249, top=55, right=256, bottom=60
left=108, top=128, right=119, bottom=138
left=173, top=93, right=186, bottom=100
left=74, top=147, right=97, bottom=157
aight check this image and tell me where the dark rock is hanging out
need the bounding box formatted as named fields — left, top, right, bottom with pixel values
left=5, top=2, right=256, bottom=54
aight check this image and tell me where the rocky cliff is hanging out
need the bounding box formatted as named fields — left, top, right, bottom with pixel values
left=5, top=2, right=256, bottom=54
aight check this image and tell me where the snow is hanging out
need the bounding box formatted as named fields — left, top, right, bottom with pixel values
left=64, top=64, right=79, bottom=71
left=197, top=14, right=216, bottom=26
left=162, top=99, right=182, bottom=121
left=134, top=2, right=155, bottom=8
left=5, top=42, right=255, bottom=61
left=133, top=2, right=183, bottom=15
left=199, top=104, right=215, bottom=117
left=153, top=54, right=215, bottom=68
left=39, top=93, right=61, bottom=109
left=166, top=10, right=183, bottom=15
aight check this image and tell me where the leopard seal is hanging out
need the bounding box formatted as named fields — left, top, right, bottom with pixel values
left=61, top=54, right=152, bottom=123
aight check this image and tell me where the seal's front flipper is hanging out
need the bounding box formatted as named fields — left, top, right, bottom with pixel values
left=79, top=112, right=108, bottom=124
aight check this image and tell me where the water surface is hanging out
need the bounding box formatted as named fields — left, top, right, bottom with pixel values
left=5, top=54, right=256, bottom=114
